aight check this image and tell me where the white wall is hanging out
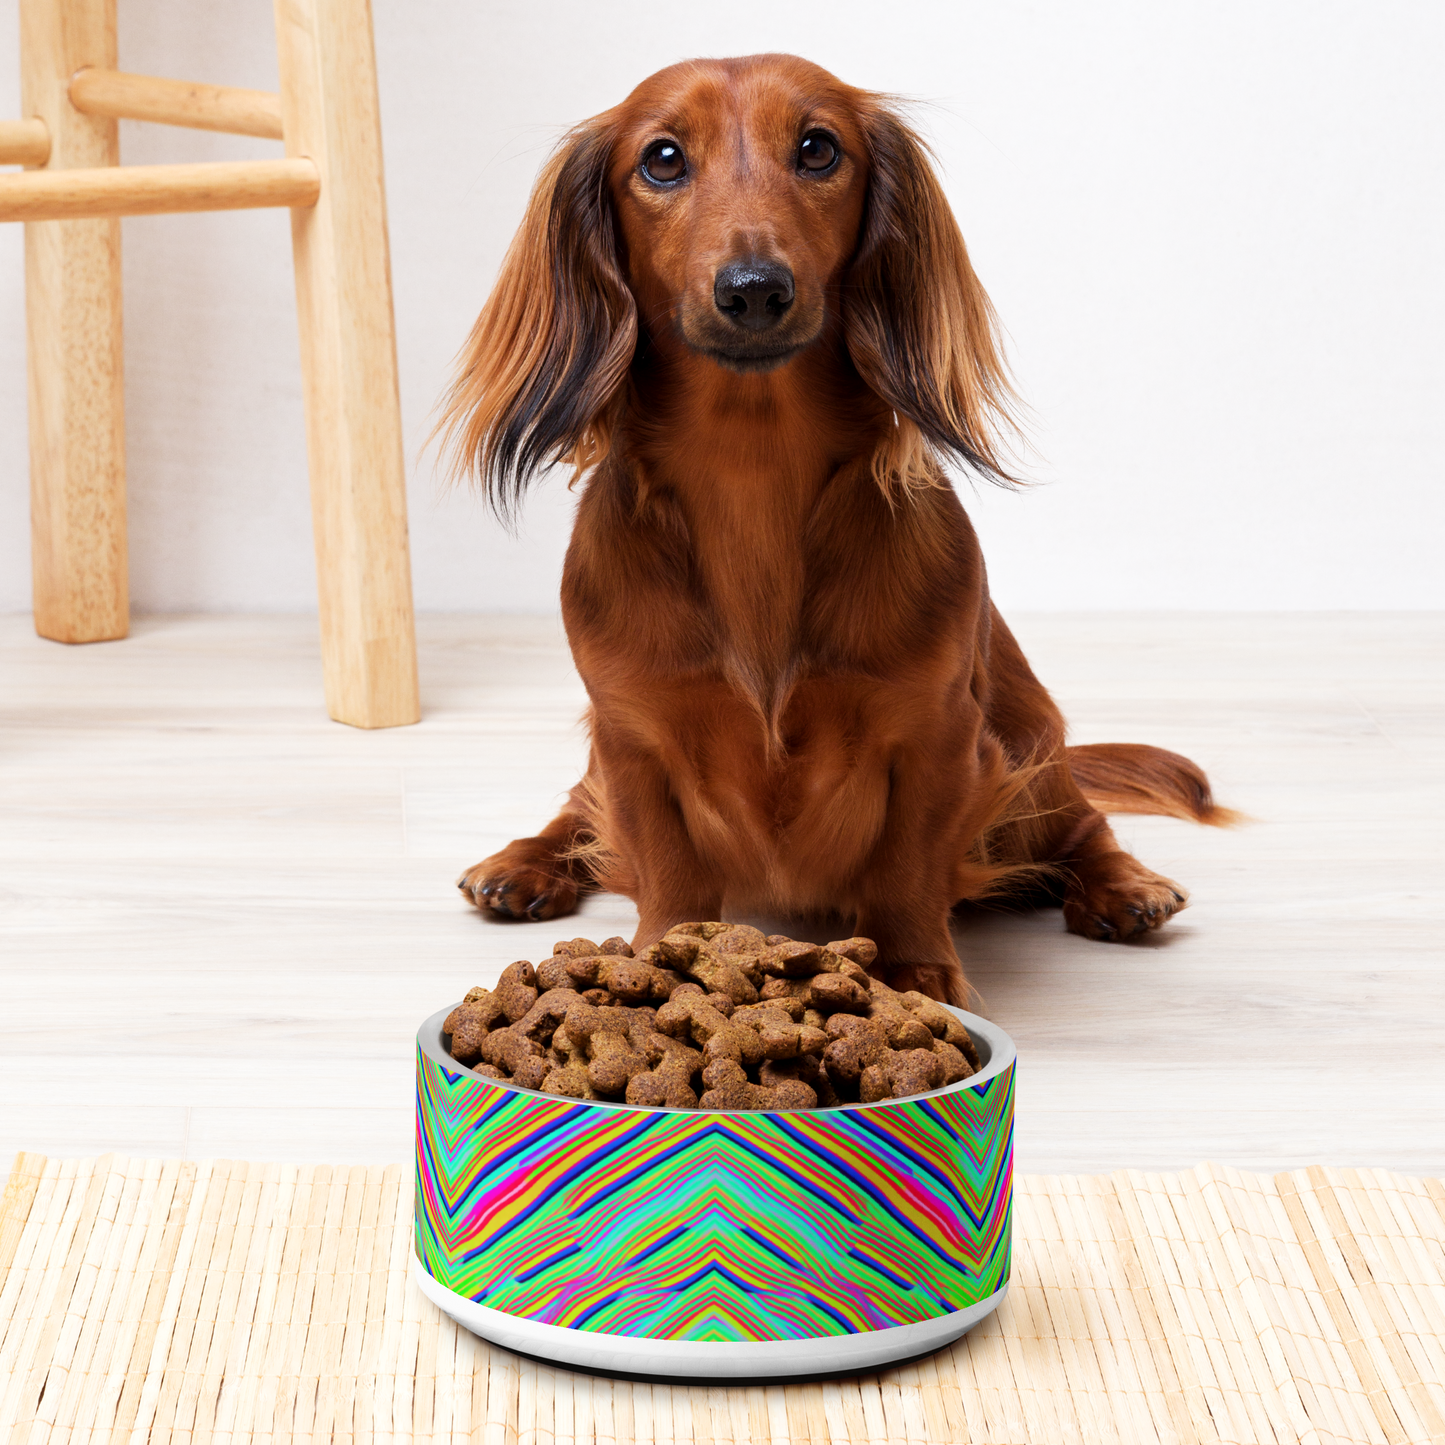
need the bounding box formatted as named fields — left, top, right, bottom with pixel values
left=1, top=0, right=1440, bottom=613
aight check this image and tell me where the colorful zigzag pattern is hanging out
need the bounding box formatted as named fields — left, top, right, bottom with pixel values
left=415, top=1050, right=1012, bottom=1342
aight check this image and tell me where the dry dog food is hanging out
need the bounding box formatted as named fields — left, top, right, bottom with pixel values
left=441, top=923, right=980, bottom=1110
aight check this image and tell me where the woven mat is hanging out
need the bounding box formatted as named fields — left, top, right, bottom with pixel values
left=3, top=1156, right=1444, bottom=1445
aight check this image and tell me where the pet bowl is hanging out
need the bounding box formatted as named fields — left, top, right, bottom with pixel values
left=413, top=1003, right=1015, bottom=1381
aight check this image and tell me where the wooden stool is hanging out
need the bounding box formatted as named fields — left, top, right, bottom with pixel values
left=0, top=0, right=420, bottom=729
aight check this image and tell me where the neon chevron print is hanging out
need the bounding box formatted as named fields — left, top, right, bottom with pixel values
left=414, top=1049, right=1013, bottom=1342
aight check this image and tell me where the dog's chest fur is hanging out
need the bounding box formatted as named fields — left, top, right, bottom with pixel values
left=562, top=446, right=989, bottom=900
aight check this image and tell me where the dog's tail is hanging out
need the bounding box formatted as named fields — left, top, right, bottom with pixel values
left=1065, top=743, right=1243, bottom=827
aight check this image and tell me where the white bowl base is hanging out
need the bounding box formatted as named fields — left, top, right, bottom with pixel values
left=412, top=1257, right=1008, bottom=1381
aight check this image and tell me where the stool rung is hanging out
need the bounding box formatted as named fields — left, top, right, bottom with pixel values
left=0, top=158, right=319, bottom=222
left=0, top=118, right=50, bottom=167
left=69, top=68, right=284, bottom=141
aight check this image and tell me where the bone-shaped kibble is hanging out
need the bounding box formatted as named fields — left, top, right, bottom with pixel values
left=859, top=987, right=939, bottom=1051
left=558, top=999, right=655, bottom=1097
left=468, top=1040, right=546, bottom=1086
left=655, top=994, right=765, bottom=1069
left=534, top=955, right=575, bottom=991
left=759, top=981, right=827, bottom=1031
left=442, top=926, right=974, bottom=1113
left=654, top=993, right=734, bottom=1045
left=552, top=937, right=600, bottom=958
left=884, top=1014, right=938, bottom=1051
left=678, top=926, right=767, bottom=985
left=859, top=1047, right=944, bottom=1103
left=932, top=1039, right=975, bottom=1085
left=821, top=1017, right=889, bottom=1083
left=579, top=958, right=692, bottom=1003
left=731, top=1003, right=828, bottom=1060
left=555, top=953, right=604, bottom=986
left=478, top=1026, right=545, bottom=1076
left=586, top=1031, right=650, bottom=1098
left=625, top=1046, right=700, bottom=1108
left=824, top=1016, right=961, bottom=1102
left=707, top=923, right=768, bottom=956
left=635, top=1028, right=702, bottom=1068
left=653, top=967, right=691, bottom=999
left=699, top=1058, right=817, bottom=1111
left=443, top=995, right=504, bottom=1062
left=760, top=1054, right=839, bottom=1107
left=896, top=989, right=981, bottom=1066
left=824, top=1012, right=879, bottom=1041
left=759, top=977, right=811, bottom=1003
left=663, top=922, right=732, bottom=942
left=825, top=937, right=879, bottom=968
left=807, top=973, right=872, bottom=1015
left=510, top=1054, right=551, bottom=1091
left=701, top=1030, right=766, bottom=1069
left=736, top=994, right=804, bottom=1023
left=549, top=1024, right=582, bottom=1063
left=512, top=988, right=583, bottom=1043
left=757, top=941, right=842, bottom=977
left=540, top=1061, right=596, bottom=1098
left=494, top=960, right=539, bottom=1022
left=563, top=999, right=647, bottom=1046
left=667, top=982, right=735, bottom=1015
left=644, top=937, right=759, bottom=1004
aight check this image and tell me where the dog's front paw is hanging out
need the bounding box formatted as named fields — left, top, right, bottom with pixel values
left=457, top=843, right=580, bottom=921
left=1063, top=852, right=1187, bottom=941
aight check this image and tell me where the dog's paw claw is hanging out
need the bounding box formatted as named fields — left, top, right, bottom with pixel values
left=457, top=856, right=578, bottom=923
left=1063, top=854, right=1188, bottom=943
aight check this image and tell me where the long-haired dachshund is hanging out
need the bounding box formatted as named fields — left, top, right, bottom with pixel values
left=442, top=53, right=1235, bottom=1005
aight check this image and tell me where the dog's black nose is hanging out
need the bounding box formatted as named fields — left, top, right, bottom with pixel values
left=713, top=259, right=794, bottom=330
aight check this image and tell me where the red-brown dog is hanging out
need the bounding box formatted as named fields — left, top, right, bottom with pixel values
left=441, top=54, right=1234, bottom=1005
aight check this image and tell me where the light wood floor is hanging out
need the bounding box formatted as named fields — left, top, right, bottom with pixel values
left=2, top=612, right=1441, bottom=1174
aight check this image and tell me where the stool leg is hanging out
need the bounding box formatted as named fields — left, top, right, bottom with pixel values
left=273, top=0, right=420, bottom=728
left=22, top=0, right=127, bottom=644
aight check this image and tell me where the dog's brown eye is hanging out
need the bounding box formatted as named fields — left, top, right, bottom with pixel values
left=642, top=141, right=686, bottom=184
left=798, top=132, right=838, bottom=173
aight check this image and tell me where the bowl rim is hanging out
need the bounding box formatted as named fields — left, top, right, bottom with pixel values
left=417, top=1001, right=1015, bottom=1116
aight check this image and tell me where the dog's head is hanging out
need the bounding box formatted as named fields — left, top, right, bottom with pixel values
left=440, top=54, right=1017, bottom=518
left=607, top=56, right=869, bottom=378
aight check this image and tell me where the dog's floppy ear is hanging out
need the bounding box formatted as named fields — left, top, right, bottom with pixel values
left=846, top=103, right=1019, bottom=491
left=438, top=116, right=637, bottom=521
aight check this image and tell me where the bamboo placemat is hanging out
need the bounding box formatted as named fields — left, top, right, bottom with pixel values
left=2, top=1154, right=1443, bottom=1444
